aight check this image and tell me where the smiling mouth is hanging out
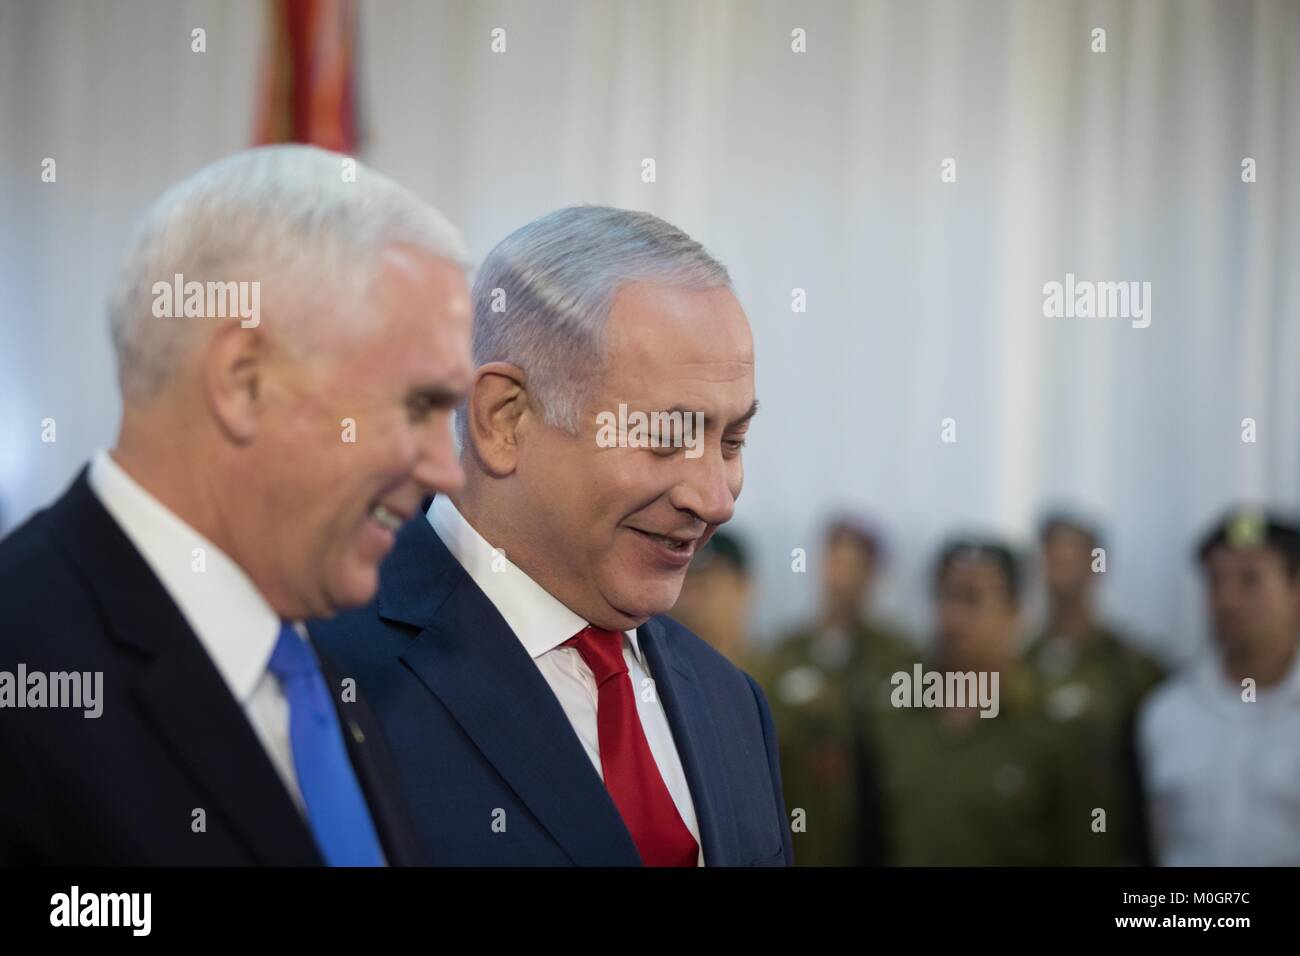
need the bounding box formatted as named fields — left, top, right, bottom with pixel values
left=630, top=527, right=702, bottom=555
left=647, top=532, right=692, bottom=552
left=370, top=503, right=406, bottom=532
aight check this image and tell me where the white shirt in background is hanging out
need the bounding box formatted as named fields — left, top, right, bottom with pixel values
left=1138, top=645, right=1300, bottom=866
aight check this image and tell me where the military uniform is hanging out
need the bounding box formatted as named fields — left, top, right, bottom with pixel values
left=751, top=620, right=915, bottom=866
left=1025, top=626, right=1165, bottom=864
left=871, top=663, right=1104, bottom=866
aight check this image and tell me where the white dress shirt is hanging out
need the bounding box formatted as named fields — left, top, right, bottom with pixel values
left=428, top=494, right=705, bottom=865
left=88, top=450, right=305, bottom=809
left=1138, top=646, right=1300, bottom=866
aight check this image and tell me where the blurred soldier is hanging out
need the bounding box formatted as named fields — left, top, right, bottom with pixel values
left=754, top=517, right=914, bottom=866
left=1025, top=513, right=1165, bottom=865
left=874, top=538, right=1100, bottom=866
left=1138, top=510, right=1300, bottom=866
left=671, top=530, right=754, bottom=668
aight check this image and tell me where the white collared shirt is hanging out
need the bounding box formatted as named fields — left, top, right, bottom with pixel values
left=1138, top=645, right=1300, bottom=866
left=88, top=450, right=304, bottom=809
left=429, top=494, right=704, bottom=865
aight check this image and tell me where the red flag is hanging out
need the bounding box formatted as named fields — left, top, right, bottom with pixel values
left=253, top=0, right=360, bottom=152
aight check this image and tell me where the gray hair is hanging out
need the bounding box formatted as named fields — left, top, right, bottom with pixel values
left=461, top=205, right=730, bottom=440
left=109, top=144, right=469, bottom=399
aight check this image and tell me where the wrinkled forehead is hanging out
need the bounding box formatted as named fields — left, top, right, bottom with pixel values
left=595, top=281, right=754, bottom=403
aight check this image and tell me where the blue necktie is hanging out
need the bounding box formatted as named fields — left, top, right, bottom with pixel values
left=267, top=622, right=385, bottom=866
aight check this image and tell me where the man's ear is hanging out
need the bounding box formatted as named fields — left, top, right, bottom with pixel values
left=468, top=362, right=530, bottom=477
left=202, top=322, right=263, bottom=443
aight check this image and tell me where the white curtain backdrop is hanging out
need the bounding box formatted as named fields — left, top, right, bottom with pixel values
left=2, top=0, right=1297, bottom=661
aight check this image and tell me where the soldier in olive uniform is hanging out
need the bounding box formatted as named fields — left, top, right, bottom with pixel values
left=1025, top=514, right=1166, bottom=865
left=753, top=517, right=915, bottom=866
left=873, top=538, right=1103, bottom=866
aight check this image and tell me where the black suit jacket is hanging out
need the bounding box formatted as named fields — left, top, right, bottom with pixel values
left=0, top=467, right=423, bottom=865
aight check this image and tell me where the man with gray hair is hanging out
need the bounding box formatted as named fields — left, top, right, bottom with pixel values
left=313, top=206, right=793, bottom=866
left=0, top=145, right=472, bottom=864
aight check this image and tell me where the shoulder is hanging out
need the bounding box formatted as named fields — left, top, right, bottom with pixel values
left=0, top=503, right=93, bottom=648
left=862, top=621, right=919, bottom=669
left=649, top=614, right=773, bottom=715
left=0, top=501, right=65, bottom=581
left=311, top=513, right=463, bottom=655
left=1000, top=663, right=1056, bottom=723
left=765, top=625, right=816, bottom=659
left=0, top=469, right=112, bottom=614
left=309, top=595, right=415, bottom=669
left=651, top=614, right=751, bottom=678
left=1137, top=663, right=1200, bottom=744
left=312, top=594, right=386, bottom=638
left=1112, top=635, right=1169, bottom=691
left=1096, top=625, right=1164, bottom=667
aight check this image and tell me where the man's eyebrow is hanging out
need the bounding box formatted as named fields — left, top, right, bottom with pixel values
left=657, top=399, right=759, bottom=431
left=726, top=399, right=760, bottom=430
left=408, top=385, right=466, bottom=407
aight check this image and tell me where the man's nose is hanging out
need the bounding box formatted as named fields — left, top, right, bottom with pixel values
left=411, top=419, right=465, bottom=496
left=673, top=447, right=736, bottom=526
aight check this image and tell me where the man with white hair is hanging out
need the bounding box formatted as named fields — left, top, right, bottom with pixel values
left=313, top=206, right=793, bottom=866
left=0, top=145, right=472, bottom=864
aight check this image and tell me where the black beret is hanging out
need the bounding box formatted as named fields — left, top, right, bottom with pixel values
left=933, top=536, right=1022, bottom=602
left=1196, top=509, right=1300, bottom=575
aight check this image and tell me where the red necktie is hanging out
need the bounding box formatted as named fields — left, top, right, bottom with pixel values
left=564, top=625, right=699, bottom=867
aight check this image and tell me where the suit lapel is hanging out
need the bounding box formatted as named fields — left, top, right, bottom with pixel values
left=378, top=517, right=641, bottom=866
left=49, top=469, right=321, bottom=865
left=637, top=617, right=742, bottom=865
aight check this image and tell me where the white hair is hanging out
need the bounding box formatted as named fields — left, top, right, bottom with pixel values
left=461, top=205, right=730, bottom=440
left=108, top=144, right=469, bottom=398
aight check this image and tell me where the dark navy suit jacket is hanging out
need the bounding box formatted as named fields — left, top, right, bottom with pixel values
left=310, top=511, right=794, bottom=866
left=0, top=468, right=424, bottom=865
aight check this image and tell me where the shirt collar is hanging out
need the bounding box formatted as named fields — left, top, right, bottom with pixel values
left=88, top=450, right=282, bottom=703
left=427, top=494, right=643, bottom=664
left=1200, top=644, right=1300, bottom=708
